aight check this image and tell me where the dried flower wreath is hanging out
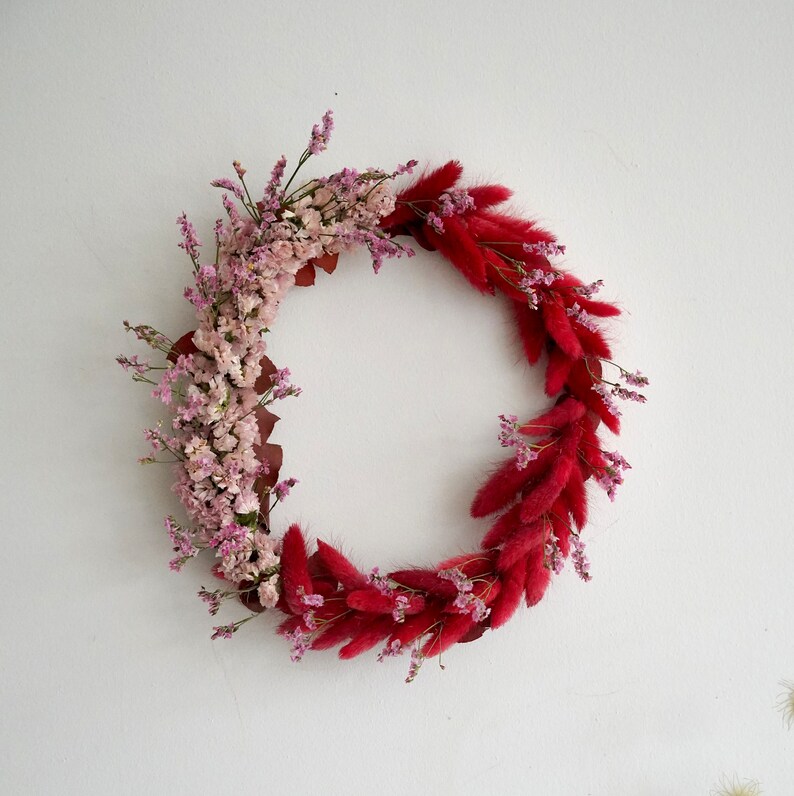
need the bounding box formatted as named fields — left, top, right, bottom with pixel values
left=119, top=111, right=647, bottom=681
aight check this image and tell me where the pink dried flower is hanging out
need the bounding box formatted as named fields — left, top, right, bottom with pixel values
left=592, top=383, right=622, bottom=417
left=574, top=279, right=604, bottom=298
left=298, top=587, right=324, bottom=608
left=623, top=370, right=650, bottom=387
left=273, top=478, right=298, bottom=502
left=285, top=627, right=311, bottom=662
left=367, top=567, right=394, bottom=596
left=453, top=592, right=490, bottom=622
left=198, top=588, right=223, bottom=616
left=177, top=213, right=202, bottom=261
left=391, top=594, right=409, bottom=623
left=497, top=413, right=538, bottom=469
left=308, top=109, right=334, bottom=155
left=211, top=623, right=235, bottom=640
left=438, top=567, right=473, bottom=593
left=544, top=535, right=565, bottom=574
left=377, top=639, right=403, bottom=662
left=612, top=385, right=647, bottom=403
left=232, top=160, right=246, bottom=178
left=566, top=302, right=599, bottom=332
left=210, top=177, right=244, bottom=200
left=405, top=643, right=425, bottom=683
left=270, top=367, right=301, bottom=399
left=116, top=354, right=150, bottom=374
left=523, top=241, right=566, bottom=258
left=395, top=160, right=418, bottom=175
left=209, top=522, right=247, bottom=557
left=438, top=189, right=475, bottom=217
left=571, top=536, right=592, bottom=582
left=425, top=211, right=444, bottom=234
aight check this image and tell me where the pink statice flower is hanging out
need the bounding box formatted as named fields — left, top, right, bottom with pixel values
left=438, top=189, right=474, bottom=217
left=544, top=534, right=565, bottom=574
left=596, top=450, right=631, bottom=501
left=210, top=177, right=244, bottom=200
left=177, top=213, right=202, bottom=261
left=211, top=623, right=235, bottom=640
left=497, top=413, right=538, bottom=469
left=367, top=566, right=394, bottom=596
left=425, top=211, right=444, bottom=234
left=453, top=591, right=490, bottom=622
left=395, top=160, right=419, bottom=175
left=623, top=370, right=649, bottom=387
left=612, top=385, right=647, bottom=403
left=308, top=109, right=334, bottom=155
left=566, top=301, right=599, bottom=332
left=273, top=478, right=298, bottom=502
left=285, top=627, right=311, bottom=662
left=298, top=587, right=324, bottom=608
left=116, top=354, right=150, bottom=374
left=592, top=383, right=622, bottom=417
left=198, top=588, right=223, bottom=616
left=377, top=639, right=403, bottom=662
left=209, top=522, right=248, bottom=557
left=270, top=367, right=301, bottom=399
left=391, top=594, right=409, bottom=623
left=574, top=279, right=604, bottom=298
left=523, top=241, right=566, bottom=258
left=571, top=536, right=592, bottom=582
left=437, top=566, right=473, bottom=593
left=405, top=643, right=425, bottom=683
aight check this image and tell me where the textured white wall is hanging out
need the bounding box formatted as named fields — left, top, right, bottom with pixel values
left=2, top=1, right=792, bottom=793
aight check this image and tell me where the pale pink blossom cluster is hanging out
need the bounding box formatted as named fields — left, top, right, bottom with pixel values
left=121, top=111, right=414, bottom=621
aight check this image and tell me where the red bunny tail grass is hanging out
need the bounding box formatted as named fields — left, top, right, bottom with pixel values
left=541, top=300, right=584, bottom=359
left=545, top=346, right=574, bottom=396
left=389, top=569, right=458, bottom=598
left=280, top=524, right=314, bottom=615
left=466, top=183, right=513, bottom=210
left=524, top=545, right=552, bottom=606
left=513, top=301, right=547, bottom=364
left=496, top=518, right=544, bottom=572
left=426, top=215, right=490, bottom=291
left=488, top=562, right=526, bottom=628
left=575, top=298, right=621, bottom=318
left=520, top=397, right=586, bottom=436
left=471, top=441, right=556, bottom=518
left=338, top=616, right=394, bottom=659
left=481, top=503, right=523, bottom=549
left=562, top=464, right=588, bottom=530
left=315, top=539, right=368, bottom=591
left=574, top=325, right=613, bottom=360
left=421, top=613, right=477, bottom=658
left=519, top=453, right=575, bottom=523
left=310, top=614, right=363, bottom=651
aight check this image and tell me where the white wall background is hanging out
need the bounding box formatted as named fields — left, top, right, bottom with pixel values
left=2, top=1, right=792, bottom=794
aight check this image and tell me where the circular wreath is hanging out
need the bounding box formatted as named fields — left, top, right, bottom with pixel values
left=119, top=111, right=647, bottom=681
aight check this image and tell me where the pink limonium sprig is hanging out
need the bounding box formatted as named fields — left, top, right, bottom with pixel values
left=211, top=615, right=256, bottom=640
left=498, top=413, right=541, bottom=469
left=571, top=535, right=592, bottom=582
left=270, top=367, right=302, bottom=399
left=595, top=450, right=631, bottom=502
left=587, top=359, right=650, bottom=415
left=438, top=567, right=490, bottom=623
